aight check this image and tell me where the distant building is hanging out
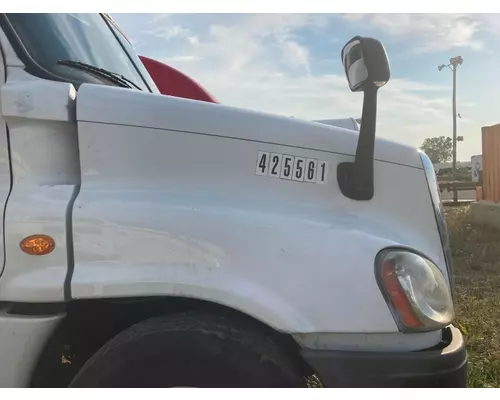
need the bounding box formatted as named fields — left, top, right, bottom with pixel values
left=471, top=155, right=482, bottom=182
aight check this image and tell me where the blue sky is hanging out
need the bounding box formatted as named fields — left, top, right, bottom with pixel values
left=111, top=13, right=500, bottom=161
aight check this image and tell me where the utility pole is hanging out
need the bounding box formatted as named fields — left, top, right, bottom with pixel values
left=452, top=61, right=457, bottom=203
left=439, top=56, right=463, bottom=203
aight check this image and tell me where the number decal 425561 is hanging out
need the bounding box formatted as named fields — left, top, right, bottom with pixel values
left=255, top=151, right=328, bottom=184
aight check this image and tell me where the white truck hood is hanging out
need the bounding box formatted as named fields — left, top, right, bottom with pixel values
left=68, top=83, right=448, bottom=335
left=314, top=118, right=359, bottom=132
left=76, top=84, right=422, bottom=169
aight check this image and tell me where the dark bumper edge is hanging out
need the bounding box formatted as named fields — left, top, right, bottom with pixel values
left=301, top=325, right=467, bottom=388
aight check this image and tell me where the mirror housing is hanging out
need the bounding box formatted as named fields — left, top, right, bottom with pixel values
left=342, top=36, right=390, bottom=92
left=337, top=36, right=390, bottom=201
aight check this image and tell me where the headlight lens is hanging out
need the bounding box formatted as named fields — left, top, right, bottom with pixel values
left=376, top=249, right=454, bottom=332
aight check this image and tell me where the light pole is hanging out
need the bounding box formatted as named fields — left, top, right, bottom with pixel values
left=438, top=56, right=463, bottom=203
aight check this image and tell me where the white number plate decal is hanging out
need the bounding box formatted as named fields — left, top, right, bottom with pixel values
left=256, top=151, right=328, bottom=184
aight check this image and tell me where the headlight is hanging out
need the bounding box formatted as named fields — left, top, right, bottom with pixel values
left=376, top=248, right=454, bottom=332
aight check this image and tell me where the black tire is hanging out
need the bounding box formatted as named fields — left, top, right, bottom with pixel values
left=69, top=312, right=306, bottom=388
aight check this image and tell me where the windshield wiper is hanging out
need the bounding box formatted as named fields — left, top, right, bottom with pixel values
left=57, top=60, right=143, bottom=91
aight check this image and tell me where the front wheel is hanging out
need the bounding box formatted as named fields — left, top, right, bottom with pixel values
left=69, top=312, right=306, bottom=388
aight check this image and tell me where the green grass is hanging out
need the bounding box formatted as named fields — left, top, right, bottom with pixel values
left=446, top=206, right=500, bottom=388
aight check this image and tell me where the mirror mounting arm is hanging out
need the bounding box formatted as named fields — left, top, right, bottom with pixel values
left=337, top=83, right=378, bottom=201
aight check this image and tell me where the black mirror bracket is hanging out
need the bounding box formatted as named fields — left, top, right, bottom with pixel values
left=337, top=83, right=378, bottom=201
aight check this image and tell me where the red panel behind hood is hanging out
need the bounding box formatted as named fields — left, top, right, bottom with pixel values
left=139, top=55, right=219, bottom=104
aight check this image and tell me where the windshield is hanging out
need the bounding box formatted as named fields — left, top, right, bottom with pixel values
left=103, top=14, right=159, bottom=93
left=3, top=13, right=158, bottom=93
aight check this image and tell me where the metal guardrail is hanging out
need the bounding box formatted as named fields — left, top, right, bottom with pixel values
left=438, top=181, right=478, bottom=206
left=442, top=199, right=473, bottom=207
left=438, top=181, right=477, bottom=192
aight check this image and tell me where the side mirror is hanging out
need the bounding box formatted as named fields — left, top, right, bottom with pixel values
left=337, top=36, right=390, bottom=201
left=342, top=36, right=390, bottom=92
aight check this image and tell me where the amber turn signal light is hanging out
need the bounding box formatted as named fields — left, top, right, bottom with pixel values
left=20, top=234, right=56, bottom=256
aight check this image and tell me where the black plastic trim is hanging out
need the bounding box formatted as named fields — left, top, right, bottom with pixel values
left=4, top=302, right=66, bottom=316
left=64, top=184, right=80, bottom=301
left=336, top=85, right=378, bottom=201
left=301, top=326, right=467, bottom=388
left=0, top=42, right=12, bottom=281
left=337, top=161, right=374, bottom=201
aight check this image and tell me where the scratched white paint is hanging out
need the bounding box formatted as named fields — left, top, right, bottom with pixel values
left=0, top=71, right=80, bottom=302
left=76, top=84, right=423, bottom=169
left=71, top=83, right=447, bottom=336
left=0, top=36, right=10, bottom=276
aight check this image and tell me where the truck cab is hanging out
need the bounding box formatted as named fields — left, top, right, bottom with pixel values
left=0, top=13, right=466, bottom=387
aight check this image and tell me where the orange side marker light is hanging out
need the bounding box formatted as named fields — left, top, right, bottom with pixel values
left=20, top=234, right=56, bottom=256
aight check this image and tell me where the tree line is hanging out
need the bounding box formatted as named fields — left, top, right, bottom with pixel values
left=420, top=136, right=452, bottom=163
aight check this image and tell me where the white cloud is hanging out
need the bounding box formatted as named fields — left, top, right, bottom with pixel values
left=146, top=24, right=192, bottom=41
left=134, top=13, right=474, bottom=152
left=343, top=14, right=484, bottom=53
left=188, top=36, right=199, bottom=45
left=145, top=13, right=193, bottom=41
left=145, top=13, right=323, bottom=72
left=148, top=13, right=171, bottom=25
left=384, top=79, right=448, bottom=93
left=281, top=41, right=310, bottom=72
left=162, top=55, right=203, bottom=63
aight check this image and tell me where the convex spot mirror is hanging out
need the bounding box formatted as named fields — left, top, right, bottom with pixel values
left=342, top=36, right=390, bottom=92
